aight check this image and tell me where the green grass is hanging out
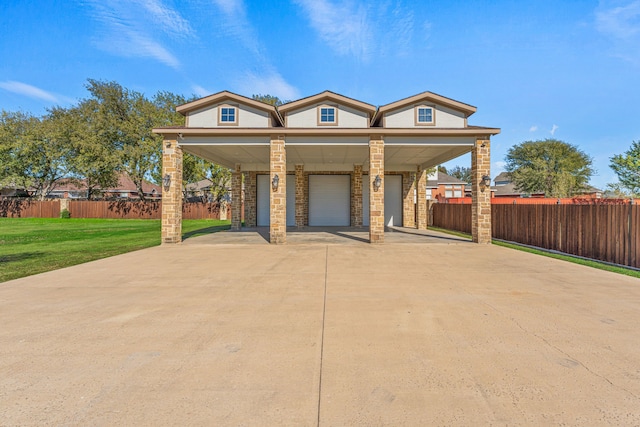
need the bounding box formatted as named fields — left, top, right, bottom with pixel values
left=429, top=226, right=640, bottom=279
left=0, top=218, right=230, bottom=282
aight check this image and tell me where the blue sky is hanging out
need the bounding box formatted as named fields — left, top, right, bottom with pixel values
left=1, top=0, right=639, bottom=189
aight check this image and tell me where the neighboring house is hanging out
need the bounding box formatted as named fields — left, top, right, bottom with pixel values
left=491, top=172, right=601, bottom=198
left=154, top=90, right=500, bottom=244
left=185, top=178, right=232, bottom=202
left=48, top=173, right=161, bottom=199
left=491, top=172, right=545, bottom=198
left=426, top=170, right=468, bottom=200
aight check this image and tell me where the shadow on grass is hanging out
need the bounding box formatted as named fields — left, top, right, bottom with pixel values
left=182, top=224, right=231, bottom=241
left=0, top=252, right=45, bottom=264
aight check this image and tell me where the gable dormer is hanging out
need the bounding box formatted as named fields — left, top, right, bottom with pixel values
left=278, top=91, right=377, bottom=128
left=176, top=91, right=283, bottom=128
left=373, top=91, right=477, bottom=128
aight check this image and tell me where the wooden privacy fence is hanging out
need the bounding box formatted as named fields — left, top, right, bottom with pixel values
left=0, top=199, right=232, bottom=220
left=0, top=199, right=60, bottom=218
left=433, top=203, right=640, bottom=268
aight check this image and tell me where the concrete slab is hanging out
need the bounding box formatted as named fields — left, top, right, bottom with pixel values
left=1, top=241, right=639, bottom=425
left=183, top=226, right=470, bottom=245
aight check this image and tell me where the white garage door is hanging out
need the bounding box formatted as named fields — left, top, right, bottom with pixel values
left=362, top=174, right=402, bottom=227
left=257, top=174, right=295, bottom=226
left=308, top=175, right=350, bottom=226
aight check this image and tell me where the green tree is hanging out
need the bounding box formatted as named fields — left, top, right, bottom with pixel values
left=252, top=94, right=286, bottom=106
left=83, top=80, right=188, bottom=199
left=51, top=104, right=120, bottom=199
left=0, top=110, right=72, bottom=199
left=609, top=140, right=640, bottom=196
left=446, top=165, right=472, bottom=183
left=505, top=139, right=594, bottom=198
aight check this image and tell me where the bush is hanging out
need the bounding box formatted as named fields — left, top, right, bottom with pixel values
left=60, top=208, right=71, bottom=219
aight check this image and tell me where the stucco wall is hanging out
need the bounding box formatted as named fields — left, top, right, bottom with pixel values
left=384, top=104, right=466, bottom=128
left=187, top=103, right=270, bottom=127
left=286, top=104, right=369, bottom=128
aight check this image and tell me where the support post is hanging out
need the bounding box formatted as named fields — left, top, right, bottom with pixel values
left=295, top=164, right=305, bottom=227
left=472, top=137, right=492, bottom=244
left=352, top=164, right=363, bottom=227
left=416, top=166, right=427, bottom=230
left=161, top=136, right=183, bottom=244
left=244, top=172, right=257, bottom=227
left=270, top=136, right=286, bottom=244
left=369, top=136, right=385, bottom=243
left=402, top=171, right=416, bottom=228
left=231, top=164, right=242, bottom=230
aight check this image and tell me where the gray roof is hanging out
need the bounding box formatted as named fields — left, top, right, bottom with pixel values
left=426, top=171, right=467, bottom=187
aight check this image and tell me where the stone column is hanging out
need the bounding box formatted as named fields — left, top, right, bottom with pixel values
left=244, top=172, right=257, bottom=227
left=472, top=137, right=492, bottom=244
left=416, top=166, right=427, bottom=230
left=161, top=136, right=183, bottom=244
left=270, top=136, right=286, bottom=244
left=231, top=163, right=242, bottom=230
left=402, top=172, right=415, bottom=228
left=295, top=164, right=305, bottom=227
left=369, top=136, right=385, bottom=243
left=351, top=164, right=363, bottom=227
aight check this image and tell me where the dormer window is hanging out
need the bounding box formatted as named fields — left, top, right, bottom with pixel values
left=218, top=104, right=238, bottom=125
left=318, top=105, right=338, bottom=125
left=415, top=106, right=435, bottom=126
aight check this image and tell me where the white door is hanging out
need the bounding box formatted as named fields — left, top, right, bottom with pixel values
left=308, top=175, right=350, bottom=226
left=257, top=174, right=295, bottom=226
left=362, top=174, right=402, bottom=227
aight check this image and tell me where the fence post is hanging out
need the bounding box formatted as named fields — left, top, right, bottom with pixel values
left=629, top=198, right=634, bottom=267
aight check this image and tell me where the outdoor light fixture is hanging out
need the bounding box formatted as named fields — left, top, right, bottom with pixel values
left=482, top=175, right=491, bottom=187
left=272, top=174, right=279, bottom=191
left=163, top=174, right=171, bottom=190
left=373, top=175, right=382, bottom=192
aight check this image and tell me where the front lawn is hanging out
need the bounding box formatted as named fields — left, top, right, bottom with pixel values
left=0, top=218, right=230, bottom=282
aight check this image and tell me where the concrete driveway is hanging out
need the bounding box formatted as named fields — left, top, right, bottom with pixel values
left=1, top=232, right=639, bottom=425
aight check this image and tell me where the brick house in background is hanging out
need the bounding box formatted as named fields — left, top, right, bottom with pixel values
left=49, top=173, right=161, bottom=199
left=427, top=170, right=468, bottom=200
left=153, top=90, right=499, bottom=244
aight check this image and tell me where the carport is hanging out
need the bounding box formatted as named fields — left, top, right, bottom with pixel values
left=153, top=90, right=500, bottom=244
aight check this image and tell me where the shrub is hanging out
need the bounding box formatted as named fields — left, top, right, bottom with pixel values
left=60, top=208, right=71, bottom=219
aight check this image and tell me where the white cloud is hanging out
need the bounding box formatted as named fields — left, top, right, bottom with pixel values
left=529, top=125, right=538, bottom=132
left=550, top=124, right=559, bottom=135
left=293, top=0, right=372, bottom=61
left=235, top=72, right=300, bottom=101
left=85, top=0, right=193, bottom=69
left=492, top=161, right=506, bottom=178
left=595, top=1, right=640, bottom=64
left=206, top=0, right=299, bottom=100
left=0, top=81, right=59, bottom=103
left=211, top=0, right=244, bottom=16
left=596, top=0, right=640, bottom=39
left=191, top=84, right=211, bottom=97
left=293, top=0, right=417, bottom=62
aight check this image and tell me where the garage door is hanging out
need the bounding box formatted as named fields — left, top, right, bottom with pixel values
left=308, top=175, right=350, bottom=226
left=363, top=174, right=402, bottom=226
left=257, top=174, right=295, bottom=226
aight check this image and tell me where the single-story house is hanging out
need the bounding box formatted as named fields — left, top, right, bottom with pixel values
left=48, top=173, right=162, bottom=199
left=153, top=90, right=500, bottom=244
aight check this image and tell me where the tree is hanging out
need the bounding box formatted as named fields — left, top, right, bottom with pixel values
left=609, top=140, right=640, bottom=196
left=51, top=104, right=120, bottom=199
left=252, top=94, right=286, bottom=106
left=0, top=110, right=72, bottom=199
left=82, top=80, right=189, bottom=199
left=505, top=139, right=594, bottom=198
left=446, top=165, right=472, bottom=183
